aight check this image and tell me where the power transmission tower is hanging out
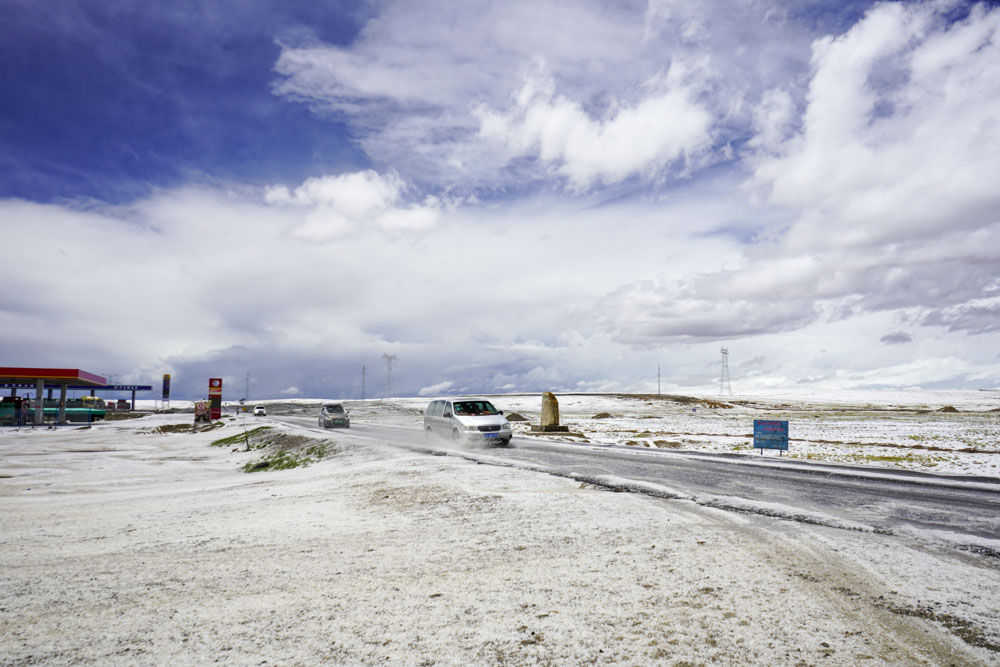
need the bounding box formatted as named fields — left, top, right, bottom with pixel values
left=657, top=364, right=661, bottom=396
left=719, top=347, right=732, bottom=396
left=381, top=354, right=398, bottom=398
left=361, top=363, right=366, bottom=400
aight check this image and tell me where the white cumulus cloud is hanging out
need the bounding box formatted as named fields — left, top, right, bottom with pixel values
left=595, top=2, right=1000, bottom=349
left=749, top=2, right=1000, bottom=250
left=265, top=170, right=442, bottom=240
left=476, top=62, right=713, bottom=190
left=418, top=380, right=454, bottom=397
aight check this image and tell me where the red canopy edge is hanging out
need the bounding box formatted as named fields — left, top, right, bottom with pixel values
left=0, top=367, right=107, bottom=386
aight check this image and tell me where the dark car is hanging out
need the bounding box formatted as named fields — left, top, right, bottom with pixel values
left=318, top=403, right=350, bottom=428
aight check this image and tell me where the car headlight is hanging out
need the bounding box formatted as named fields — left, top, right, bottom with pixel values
left=465, top=423, right=478, bottom=431
left=501, top=422, right=511, bottom=431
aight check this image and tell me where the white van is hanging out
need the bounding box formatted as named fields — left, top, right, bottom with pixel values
left=423, top=398, right=512, bottom=447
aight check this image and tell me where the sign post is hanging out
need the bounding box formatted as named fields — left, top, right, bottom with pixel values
left=753, top=420, right=789, bottom=455
left=194, top=401, right=211, bottom=423
left=161, top=374, right=171, bottom=410
left=208, top=378, right=222, bottom=420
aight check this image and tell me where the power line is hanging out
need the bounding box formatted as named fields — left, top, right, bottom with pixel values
left=719, top=347, right=732, bottom=396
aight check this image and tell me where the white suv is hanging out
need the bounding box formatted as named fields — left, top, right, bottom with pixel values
left=423, top=398, right=511, bottom=447
left=253, top=405, right=266, bottom=416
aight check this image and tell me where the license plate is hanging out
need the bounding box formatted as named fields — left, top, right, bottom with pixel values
left=483, top=432, right=498, bottom=438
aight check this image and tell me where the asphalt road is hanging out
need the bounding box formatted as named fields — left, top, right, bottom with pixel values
left=284, top=417, right=1000, bottom=551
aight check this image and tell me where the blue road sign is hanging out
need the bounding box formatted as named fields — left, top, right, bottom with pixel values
left=754, top=419, right=789, bottom=451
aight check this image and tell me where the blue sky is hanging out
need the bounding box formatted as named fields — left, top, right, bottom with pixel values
left=1, top=1, right=371, bottom=202
left=3, top=0, right=999, bottom=400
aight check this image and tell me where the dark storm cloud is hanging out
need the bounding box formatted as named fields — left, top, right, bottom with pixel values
left=880, top=332, right=912, bottom=345
left=921, top=302, right=1000, bottom=335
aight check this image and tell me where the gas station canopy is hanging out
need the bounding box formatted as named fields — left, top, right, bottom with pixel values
left=0, top=367, right=107, bottom=386
left=1, top=368, right=108, bottom=425
left=1, top=368, right=157, bottom=425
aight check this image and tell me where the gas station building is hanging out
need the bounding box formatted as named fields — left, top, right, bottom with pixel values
left=0, top=367, right=152, bottom=425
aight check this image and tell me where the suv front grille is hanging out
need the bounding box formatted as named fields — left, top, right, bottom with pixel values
left=477, top=424, right=501, bottom=432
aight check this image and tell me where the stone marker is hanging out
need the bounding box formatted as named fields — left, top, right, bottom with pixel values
left=541, top=392, right=559, bottom=427
left=531, top=391, right=569, bottom=432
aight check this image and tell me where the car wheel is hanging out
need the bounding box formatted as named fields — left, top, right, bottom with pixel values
left=501, top=438, right=511, bottom=448
left=451, top=427, right=461, bottom=441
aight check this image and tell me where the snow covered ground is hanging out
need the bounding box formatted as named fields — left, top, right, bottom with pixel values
left=2, top=391, right=999, bottom=664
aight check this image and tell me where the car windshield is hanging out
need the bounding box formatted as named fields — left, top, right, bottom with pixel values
left=325, top=405, right=344, bottom=413
left=453, top=401, right=498, bottom=416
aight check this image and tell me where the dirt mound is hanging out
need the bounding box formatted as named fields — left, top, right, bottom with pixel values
left=241, top=440, right=331, bottom=473
left=592, top=412, right=613, bottom=419
left=212, top=426, right=338, bottom=473
left=103, top=412, right=145, bottom=421
left=152, top=422, right=224, bottom=434
left=937, top=405, right=959, bottom=413
left=622, top=394, right=733, bottom=409
left=699, top=399, right=733, bottom=409
left=505, top=412, right=529, bottom=422
left=212, top=427, right=319, bottom=452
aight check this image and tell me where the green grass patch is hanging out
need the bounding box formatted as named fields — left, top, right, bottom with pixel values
left=211, top=426, right=272, bottom=448
left=860, top=454, right=910, bottom=463
left=848, top=453, right=952, bottom=466
left=242, top=444, right=329, bottom=473
left=792, top=451, right=953, bottom=467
